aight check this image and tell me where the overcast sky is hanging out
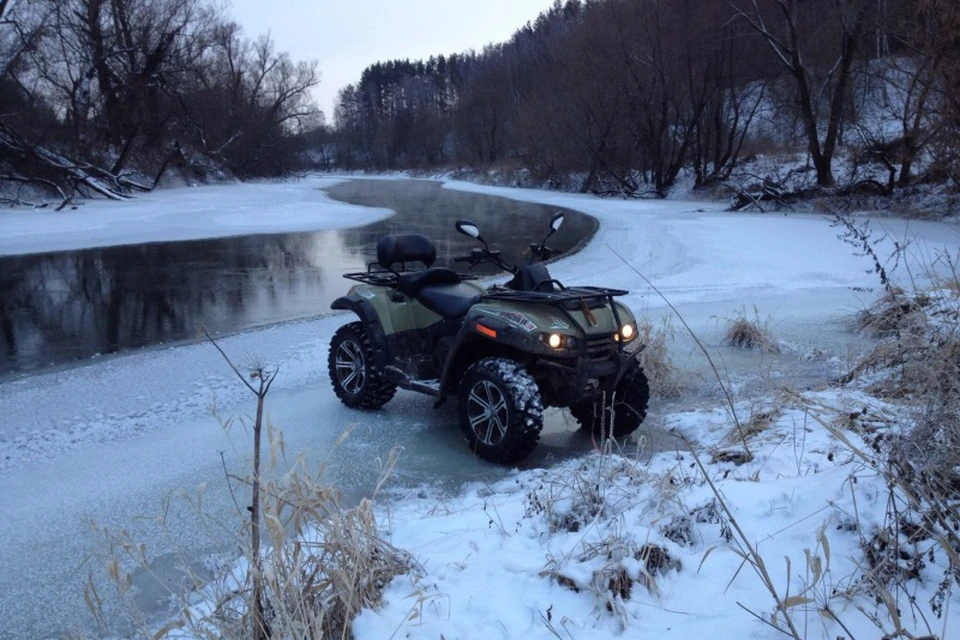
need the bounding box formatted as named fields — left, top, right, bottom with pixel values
left=228, top=0, right=558, bottom=123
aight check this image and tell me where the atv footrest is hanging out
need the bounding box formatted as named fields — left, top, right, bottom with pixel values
left=385, top=366, right=441, bottom=397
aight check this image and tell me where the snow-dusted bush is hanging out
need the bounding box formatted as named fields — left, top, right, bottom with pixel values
left=823, top=263, right=960, bottom=631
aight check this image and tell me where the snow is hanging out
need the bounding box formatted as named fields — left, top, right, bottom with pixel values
left=1, top=176, right=960, bottom=638
left=354, top=390, right=959, bottom=640
left=0, top=176, right=393, bottom=256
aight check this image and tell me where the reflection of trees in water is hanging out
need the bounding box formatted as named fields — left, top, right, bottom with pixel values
left=0, top=234, right=328, bottom=373
left=0, top=273, right=20, bottom=356
left=1, top=181, right=595, bottom=376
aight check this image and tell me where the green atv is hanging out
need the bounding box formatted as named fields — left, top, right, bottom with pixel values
left=328, top=212, right=649, bottom=463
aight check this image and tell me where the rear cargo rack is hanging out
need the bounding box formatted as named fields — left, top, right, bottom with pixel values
left=342, top=270, right=400, bottom=286
left=343, top=263, right=479, bottom=287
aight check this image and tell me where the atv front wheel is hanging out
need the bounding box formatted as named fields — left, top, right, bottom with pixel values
left=458, top=358, right=543, bottom=464
left=328, top=322, right=397, bottom=409
left=570, top=362, right=649, bottom=439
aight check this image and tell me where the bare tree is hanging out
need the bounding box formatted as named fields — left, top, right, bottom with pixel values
left=691, top=4, right=769, bottom=187
left=731, top=0, right=870, bottom=188
left=918, top=0, right=960, bottom=186
left=204, top=327, right=278, bottom=640
left=1, top=0, right=321, bottom=203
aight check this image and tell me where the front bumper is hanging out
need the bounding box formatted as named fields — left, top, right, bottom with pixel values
left=540, top=342, right=644, bottom=405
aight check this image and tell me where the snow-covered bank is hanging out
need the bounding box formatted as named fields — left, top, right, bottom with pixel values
left=353, top=388, right=960, bottom=640
left=442, top=179, right=960, bottom=302
left=0, top=176, right=392, bottom=256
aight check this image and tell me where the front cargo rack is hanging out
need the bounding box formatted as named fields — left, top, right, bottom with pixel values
left=482, top=284, right=631, bottom=354
left=481, top=284, right=628, bottom=305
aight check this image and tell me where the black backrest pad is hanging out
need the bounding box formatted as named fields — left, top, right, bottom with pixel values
left=508, top=264, right=553, bottom=292
left=377, top=234, right=437, bottom=269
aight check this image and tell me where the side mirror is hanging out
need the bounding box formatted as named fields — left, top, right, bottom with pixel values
left=550, top=211, right=564, bottom=232
left=455, top=220, right=481, bottom=239
left=541, top=211, right=564, bottom=246
left=455, top=219, right=487, bottom=247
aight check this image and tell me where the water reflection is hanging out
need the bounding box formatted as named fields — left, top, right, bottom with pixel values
left=0, top=180, right=594, bottom=378
left=327, top=180, right=594, bottom=275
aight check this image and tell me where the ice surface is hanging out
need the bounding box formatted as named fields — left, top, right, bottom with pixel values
left=0, top=176, right=393, bottom=256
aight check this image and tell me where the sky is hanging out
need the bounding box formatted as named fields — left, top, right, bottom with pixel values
left=228, top=0, right=559, bottom=124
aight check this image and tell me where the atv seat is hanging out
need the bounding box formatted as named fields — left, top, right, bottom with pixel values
left=416, top=282, right=481, bottom=319
left=397, top=267, right=461, bottom=297
left=377, top=233, right=478, bottom=318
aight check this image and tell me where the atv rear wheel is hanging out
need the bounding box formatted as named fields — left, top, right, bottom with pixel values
left=328, top=322, right=396, bottom=409
left=458, top=358, right=543, bottom=464
left=570, top=362, right=649, bottom=439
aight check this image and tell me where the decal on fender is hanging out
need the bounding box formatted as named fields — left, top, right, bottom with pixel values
left=477, top=308, right=538, bottom=333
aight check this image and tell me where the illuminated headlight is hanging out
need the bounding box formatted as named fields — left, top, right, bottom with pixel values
left=620, top=323, right=636, bottom=342
left=540, top=333, right=574, bottom=349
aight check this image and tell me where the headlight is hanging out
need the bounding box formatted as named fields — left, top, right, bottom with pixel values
left=539, top=333, right=574, bottom=349
left=621, top=323, right=635, bottom=342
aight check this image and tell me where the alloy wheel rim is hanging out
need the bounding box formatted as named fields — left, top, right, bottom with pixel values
left=466, top=380, right=509, bottom=445
left=335, top=339, right=366, bottom=394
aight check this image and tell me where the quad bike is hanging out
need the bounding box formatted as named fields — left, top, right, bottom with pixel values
left=328, top=212, right=649, bottom=463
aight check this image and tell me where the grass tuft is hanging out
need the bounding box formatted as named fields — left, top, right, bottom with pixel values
left=635, top=315, right=681, bottom=397
left=854, top=286, right=928, bottom=337
left=167, top=464, right=413, bottom=639
left=722, top=307, right=779, bottom=353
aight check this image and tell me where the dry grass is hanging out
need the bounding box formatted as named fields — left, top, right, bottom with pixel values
left=544, top=534, right=680, bottom=610
left=711, top=403, right=785, bottom=464
left=798, top=400, right=960, bottom=638
left=242, top=471, right=411, bottom=638
left=842, top=285, right=960, bottom=399
left=185, top=445, right=412, bottom=639
left=854, top=286, right=928, bottom=338
left=797, top=275, right=960, bottom=637
left=635, top=315, right=680, bottom=397
left=743, top=405, right=783, bottom=441
left=523, top=454, right=648, bottom=534
left=710, top=448, right=754, bottom=465
left=526, top=453, right=672, bottom=625
left=524, top=472, right=605, bottom=534
left=940, top=274, right=960, bottom=295
left=87, top=456, right=412, bottom=640
left=722, top=308, right=779, bottom=353
left=660, top=498, right=731, bottom=547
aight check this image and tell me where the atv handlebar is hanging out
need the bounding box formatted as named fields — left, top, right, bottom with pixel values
left=451, top=248, right=516, bottom=274
left=529, top=243, right=562, bottom=261
left=454, top=243, right=561, bottom=271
